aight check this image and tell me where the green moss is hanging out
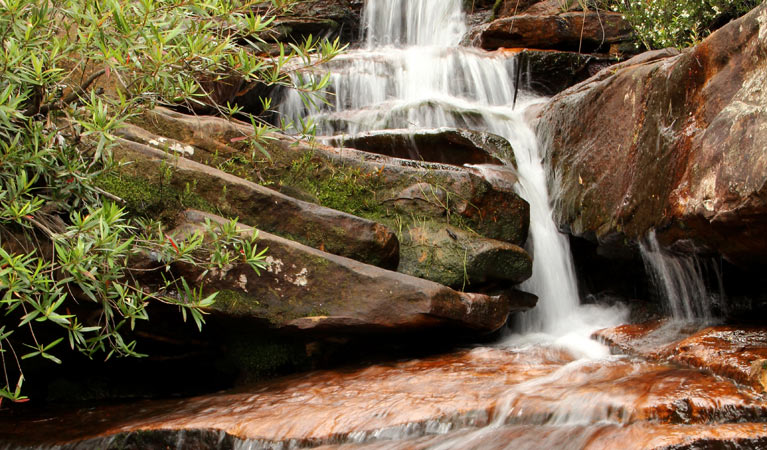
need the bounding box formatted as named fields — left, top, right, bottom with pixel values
left=210, top=289, right=258, bottom=315
left=95, top=171, right=215, bottom=224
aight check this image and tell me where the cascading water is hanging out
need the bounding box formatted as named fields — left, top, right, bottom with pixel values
left=363, top=0, right=466, bottom=47
left=639, top=231, right=719, bottom=321
left=280, top=0, right=626, bottom=345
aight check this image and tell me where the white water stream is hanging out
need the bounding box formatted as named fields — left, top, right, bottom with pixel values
left=277, top=2, right=635, bottom=445
left=639, top=231, right=722, bottom=322
left=281, top=0, right=627, bottom=351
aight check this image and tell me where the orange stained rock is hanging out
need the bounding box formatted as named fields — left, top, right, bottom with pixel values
left=2, top=344, right=767, bottom=448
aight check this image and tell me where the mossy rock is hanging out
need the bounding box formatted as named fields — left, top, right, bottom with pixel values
left=398, top=221, right=532, bottom=289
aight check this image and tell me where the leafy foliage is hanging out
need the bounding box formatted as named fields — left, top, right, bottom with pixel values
left=613, top=0, right=761, bottom=49
left=0, top=0, right=343, bottom=402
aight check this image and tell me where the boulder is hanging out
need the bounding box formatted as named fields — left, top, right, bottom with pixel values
left=398, top=221, right=532, bottom=289
left=172, top=210, right=531, bottom=333
left=471, top=11, right=632, bottom=53
left=121, top=108, right=531, bottom=286
left=102, top=136, right=399, bottom=270
left=322, top=127, right=510, bottom=167
left=538, top=3, right=767, bottom=266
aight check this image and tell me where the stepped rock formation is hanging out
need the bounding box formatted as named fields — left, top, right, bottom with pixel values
left=121, top=108, right=532, bottom=289
left=539, top=3, right=767, bottom=266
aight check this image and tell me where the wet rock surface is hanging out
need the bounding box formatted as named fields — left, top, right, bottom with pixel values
left=3, top=344, right=767, bottom=449
left=595, top=322, right=767, bottom=393
left=539, top=3, right=767, bottom=267
left=320, top=423, right=767, bottom=450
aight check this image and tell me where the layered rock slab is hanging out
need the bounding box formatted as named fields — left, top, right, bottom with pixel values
left=172, top=210, right=529, bottom=332
left=103, top=135, right=399, bottom=270
left=120, top=108, right=532, bottom=287
left=538, top=3, right=767, bottom=266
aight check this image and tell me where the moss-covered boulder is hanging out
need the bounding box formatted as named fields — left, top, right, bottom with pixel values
left=103, top=137, right=399, bottom=269
left=398, top=222, right=532, bottom=289
left=172, top=210, right=533, bottom=333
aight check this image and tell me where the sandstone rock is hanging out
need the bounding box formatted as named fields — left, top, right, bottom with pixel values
left=595, top=322, right=767, bottom=393
left=398, top=221, right=532, bottom=289
left=472, top=11, right=632, bottom=53
left=172, top=210, right=528, bottom=333
left=104, top=135, right=399, bottom=269
left=121, top=108, right=531, bottom=286
left=538, top=3, right=767, bottom=266
left=322, top=127, right=510, bottom=167
left=4, top=346, right=767, bottom=448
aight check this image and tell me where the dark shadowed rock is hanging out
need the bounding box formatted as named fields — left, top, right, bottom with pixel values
left=538, top=3, right=767, bottom=266
left=104, top=136, right=399, bottom=270
left=322, top=127, right=510, bottom=167
left=517, top=49, right=619, bottom=96
left=172, top=210, right=529, bottom=333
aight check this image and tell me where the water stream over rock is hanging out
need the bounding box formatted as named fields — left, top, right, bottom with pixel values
left=281, top=0, right=625, bottom=342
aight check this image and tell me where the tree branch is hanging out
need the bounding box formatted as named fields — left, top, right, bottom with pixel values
left=38, top=69, right=107, bottom=115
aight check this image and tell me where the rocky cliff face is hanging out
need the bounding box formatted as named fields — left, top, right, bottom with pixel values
left=538, top=3, right=767, bottom=267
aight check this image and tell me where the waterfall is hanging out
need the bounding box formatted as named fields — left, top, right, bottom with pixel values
left=639, top=231, right=716, bottom=321
left=364, top=0, right=466, bottom=47
left=280, top=0, right=626, bottom=343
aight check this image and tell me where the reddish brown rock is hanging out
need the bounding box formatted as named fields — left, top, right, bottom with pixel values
left=595, top=322, right=767, bottom=393
left=4, top=345, right=767, bottom=448
left=538, top=4, right=767, bottom=266
left=471, top=11, right=632, bottom=53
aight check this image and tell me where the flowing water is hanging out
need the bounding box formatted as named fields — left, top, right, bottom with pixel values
left=280, top=0, right=626, bottom=345
left=639, top=231, right=721, bottom=322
